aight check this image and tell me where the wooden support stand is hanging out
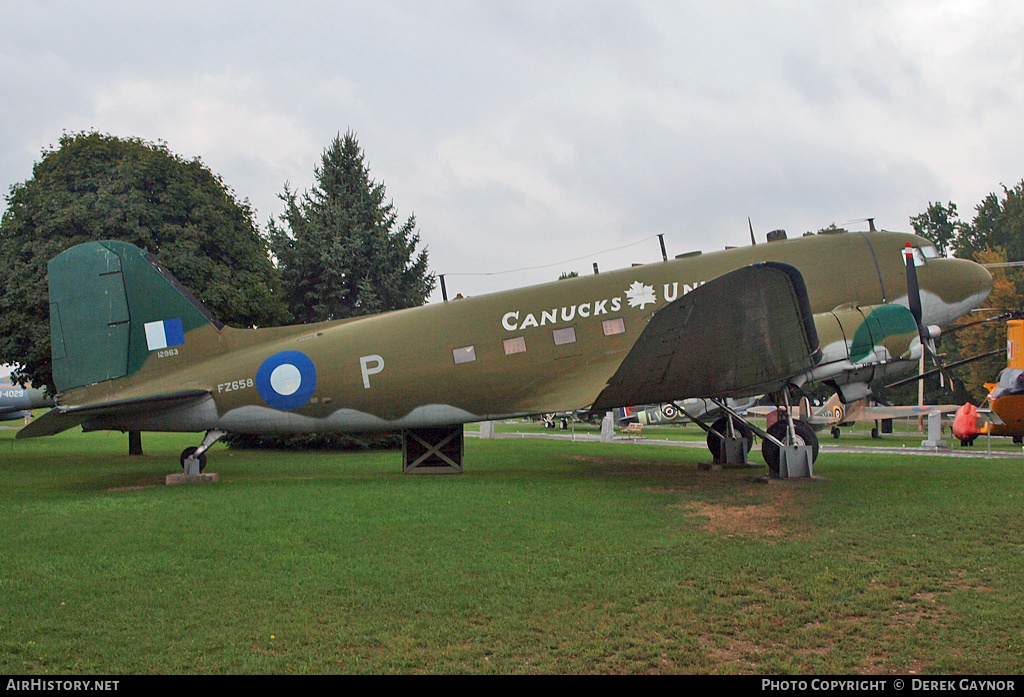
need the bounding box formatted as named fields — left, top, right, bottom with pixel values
left=403, top=425, right=464, bottom=474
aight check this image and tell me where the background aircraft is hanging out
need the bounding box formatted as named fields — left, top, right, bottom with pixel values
left=751, top=392, right=961, bottom=440
left=625, top=398, right=760, bottom=427
left=19, top=228, right=991, bottom=476
left=0, top=365, right=52, bottom=422
left=953, top=317, right=1024, bottom=445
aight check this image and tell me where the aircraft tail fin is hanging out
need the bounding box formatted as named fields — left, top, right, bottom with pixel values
left=48, top=241, right=223, bottom=393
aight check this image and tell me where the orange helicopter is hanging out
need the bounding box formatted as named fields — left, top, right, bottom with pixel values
left=953, top=318, right=1024, bottom=445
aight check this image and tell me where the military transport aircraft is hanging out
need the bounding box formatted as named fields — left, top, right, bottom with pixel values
left=18, top=229, right=991, bottom=476
left=1, top=365, right=52, bottom=422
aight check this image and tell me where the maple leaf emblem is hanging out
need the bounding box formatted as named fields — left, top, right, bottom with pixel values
left=624, top=281, right=656, bottom=309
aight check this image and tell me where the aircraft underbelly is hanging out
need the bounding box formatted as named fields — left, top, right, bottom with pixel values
left=214, top=404, right=488, bottom=433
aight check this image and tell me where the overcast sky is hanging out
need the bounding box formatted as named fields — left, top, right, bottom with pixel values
left=2, top=1, right=1023, bottom=301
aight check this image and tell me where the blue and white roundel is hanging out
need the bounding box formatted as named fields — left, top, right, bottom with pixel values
left=256, top=351, right=317, bottom=410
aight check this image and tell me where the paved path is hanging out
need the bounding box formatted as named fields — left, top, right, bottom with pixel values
left=470, top=429, right=1024, bottom=459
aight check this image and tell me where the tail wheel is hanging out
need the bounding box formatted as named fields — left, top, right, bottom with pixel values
left=762, top=419, right=819, bottom=477
left=180, top=446, right=207, bottom=473
left=706, top=416, right=754, bottom=463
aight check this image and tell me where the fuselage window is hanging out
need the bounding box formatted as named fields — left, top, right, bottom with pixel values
left=503, top=336, right=527, bottom=355
left=552, top=327, right=577, bottom=346
left=602, top=318, right=626, bottom=336
left=453, top=346, right=477, bottom=364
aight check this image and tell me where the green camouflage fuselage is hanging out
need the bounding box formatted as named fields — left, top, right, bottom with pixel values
left=49, top=230, right=992, bottom=434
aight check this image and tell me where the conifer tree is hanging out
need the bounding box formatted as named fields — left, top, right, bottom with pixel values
left=269, top=131, right=434, bottom=323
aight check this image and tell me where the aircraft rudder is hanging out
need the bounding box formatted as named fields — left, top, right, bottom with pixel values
left=48, top=241, right=222, bottom=393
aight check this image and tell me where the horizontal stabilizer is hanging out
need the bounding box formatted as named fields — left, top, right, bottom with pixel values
left=593, top=262, right=820, bottom=410
left=16, top=390, right=210, bottom=439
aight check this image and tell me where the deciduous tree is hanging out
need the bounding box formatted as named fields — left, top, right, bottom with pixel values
left=910, top=201, right=962, bottom=258
left=952, top=247, right=1024, bottom=404
left=0, top=131, right=289, bottom=393
left=952, top=181, right=1024, bottom=265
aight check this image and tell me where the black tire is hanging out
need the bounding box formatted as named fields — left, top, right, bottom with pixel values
left=180, top=446, right=207, bottom=473
left=762, top=419, right=819, bottom=478
left=871, top=426, right=880, bottom=439
left=830, top=426, right=840, bottom=439
left=706, top=416, right=754, bottom=463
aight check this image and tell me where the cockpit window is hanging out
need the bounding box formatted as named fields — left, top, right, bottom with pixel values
left=903, top=246, right=926, bottom=266
left=920, top=244, right=940, bottom=259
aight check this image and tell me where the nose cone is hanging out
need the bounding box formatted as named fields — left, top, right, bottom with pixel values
left=952, top=256, right=994, bottom=304
left=974, top=259, right=994, bottom=300
left=920, top=257, right=993, bottom=325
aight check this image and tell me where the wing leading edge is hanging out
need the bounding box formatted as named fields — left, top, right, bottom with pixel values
left=593, top=262, right=821, bottom=410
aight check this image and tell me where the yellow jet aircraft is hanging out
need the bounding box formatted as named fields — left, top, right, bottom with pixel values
left=19, top=228, right=991, bottom=476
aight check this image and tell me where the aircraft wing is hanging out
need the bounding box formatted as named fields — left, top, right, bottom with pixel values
left=593, top=262, right=820, bottom=410
left=16, top=390, right=211, bottom=439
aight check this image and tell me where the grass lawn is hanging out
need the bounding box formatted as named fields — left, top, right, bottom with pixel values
left=1, top=423, right=1022, bottom=674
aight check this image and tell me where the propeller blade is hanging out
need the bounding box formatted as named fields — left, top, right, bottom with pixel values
left=904, top=243, right=923, bottom=330
left=903, top=242, right=960, bottom=389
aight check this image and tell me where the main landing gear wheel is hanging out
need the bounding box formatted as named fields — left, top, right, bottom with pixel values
left=761, top=419, right=819, bottom=478
left=180, top=446, right=208, bottom=473
left=706, top=416, right=754, bottom=463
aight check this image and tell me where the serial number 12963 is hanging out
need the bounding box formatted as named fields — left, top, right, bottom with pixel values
left=218, top=378, right=254, bottom=393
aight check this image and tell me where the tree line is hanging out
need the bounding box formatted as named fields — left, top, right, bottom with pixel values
left=0, top=130, right=435, bottom=398
left=903, top=182, right=1024, bottom=406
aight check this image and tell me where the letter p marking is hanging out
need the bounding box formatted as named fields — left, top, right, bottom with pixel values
left=360, top=354, right=385, bottom=389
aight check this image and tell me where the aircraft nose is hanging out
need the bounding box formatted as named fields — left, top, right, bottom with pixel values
left=928, top=257, right=993, bottom=317
left=961, top=257, right=994, bottom=302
